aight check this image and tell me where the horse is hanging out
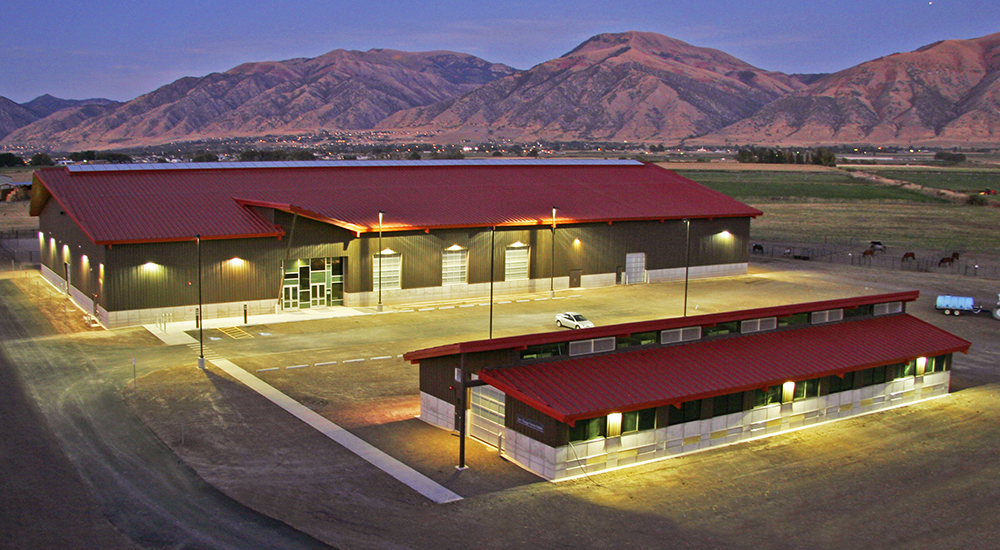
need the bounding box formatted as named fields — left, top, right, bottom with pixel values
left=951, top=252, right=960, bottom=261
left=902, top=252, right=916, bottom=261
left=938, top=256, right=955, bottom=267
left=870, top=242, right=886, bottom=254
left=752, top=244, right=764, bottom=254
left=862, top=249, right=876, bottom=259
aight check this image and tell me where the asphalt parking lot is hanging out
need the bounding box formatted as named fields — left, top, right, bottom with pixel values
left=5, top=257, right=1000, bottom=549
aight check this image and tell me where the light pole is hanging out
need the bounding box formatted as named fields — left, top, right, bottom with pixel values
left=550, top=207, right=557, bottom=298
left=197, top=234, right=205, bottom=369
left=377, top=210, right=384, bottom=312
left=683, top=220, right=691, bottom=317
left=489, top=226, right=495, bottom=339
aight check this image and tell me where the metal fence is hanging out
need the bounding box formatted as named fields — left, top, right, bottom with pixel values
left=0, top=227, right=39, bottom=270
left=751, top=241, right=1000, bottom=281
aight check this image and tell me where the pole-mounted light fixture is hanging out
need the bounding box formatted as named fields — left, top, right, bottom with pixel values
left=377, top=210, right=384, bottom=312
left=550, top=207, right=557, bottom=298
left=197, top=234, right=205, bottom=369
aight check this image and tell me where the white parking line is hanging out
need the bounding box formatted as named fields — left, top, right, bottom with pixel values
left=256, top=367, right=280, bottom=372
left=498, top=301, right=511, bottom=304
left=459, top=304, right=475, bottom=308
left=315, top=361, right=337, bottom=367
left=418, top=307, right=435, bottom=311
left=478, top=303, right=491, bottom=306
left=533, top=298, right=548, bottom=301
left=439, top=306, right=454, bottom=310
left=371, top=355, right=392, bottom=361
left=516, top=299, right=530, bottom=303
left=343, top=358, right=365, bottom=363
left=286, top=364, right=309, bottom=370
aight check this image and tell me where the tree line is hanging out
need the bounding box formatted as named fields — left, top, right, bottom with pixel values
left=735, top=146, right=838, bottom=166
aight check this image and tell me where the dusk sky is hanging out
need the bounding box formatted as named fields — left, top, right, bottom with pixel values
left=3, top=0, right=998, bottom=104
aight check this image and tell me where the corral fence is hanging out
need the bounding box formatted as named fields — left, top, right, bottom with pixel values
left=0, top=228, right=39, bottom=270
left=750, top=240, right=1000, bottom=281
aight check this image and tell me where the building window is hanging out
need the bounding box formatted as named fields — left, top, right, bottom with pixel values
left=753, top=385, right=783, bottom=408
left=569, top=416, right=607, bottom=442
left=827, top=372, right=855, bottom=393
left=617, top=331, right=658, bottom=348
left=713, top=392, right=745, bottom=416
left=442, top=248, right=467, bottom=285
left=778, top=313, right=809, bottom=327
left=703, top=321, right=738, bottom=337
left=925, top=354, right=950, bottom=373
left=887, top=361, right=916, bottom=380
left=622, top=408, right=656, bottom=433
left=793, top=379, right=821, bottom=400
left=844, top=304, right=874, bottom=318
left=521, top=342, right=565, bottom=360
left=373, top=252, right=401, bottom=290
left=505, top=245, right=529, bottom=280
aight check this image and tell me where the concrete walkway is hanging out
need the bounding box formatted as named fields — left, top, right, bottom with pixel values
left=143, top=307, right=463, bottom=504
left=143, top=305, right=369, bottom=346
left=202, top=353, right=462, bottom=504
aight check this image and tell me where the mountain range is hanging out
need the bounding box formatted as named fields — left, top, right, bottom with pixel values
left=2, top=30, right=998, bottom=150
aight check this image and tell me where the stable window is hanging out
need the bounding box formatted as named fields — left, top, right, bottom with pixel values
left=793, top=379, right=821, bottom=400
left=569, top=416, right=607, bottom=442
left=778, top=313, right=809, bottom=327
left=622, top=408, right=656, bottom=433
left=713, top=392, right=745, bottom=416
left=617, top=331, right=658, bottom=348
left=521, top=343, right=566, bottom=360
left=373, top=252, right=401, bottom=290
left=442, top=248, right=468, bottom=285
left=569, top=337, right=616, bottom=356
left=844, top=304, right=874, bottom=318
left=827, top=372, right=855, bottom=393
left=887, top=361, right=916, bottom=380
left=754, top=385, right=783, bottom=408
left=505, top=245, right=529, bottom=280
left=703, top=321, right=738, bottom=337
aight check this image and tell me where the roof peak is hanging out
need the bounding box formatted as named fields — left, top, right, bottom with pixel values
left=65, top=158, right=643, bottom=174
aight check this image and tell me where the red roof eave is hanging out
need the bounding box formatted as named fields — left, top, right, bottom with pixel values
left=403, top=291, right=920, bottom=362
left=476, top=314, right=970, bottom=425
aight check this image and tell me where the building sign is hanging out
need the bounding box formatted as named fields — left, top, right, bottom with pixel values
left=516, top=416, right=544, bottom=433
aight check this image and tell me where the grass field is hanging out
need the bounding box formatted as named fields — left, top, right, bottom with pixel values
left=749, top=202, right=1000, bottom=252
left=671, top=167, right=1000, bottom=254
left=843, top=167, right=1000, bottom=192
left=674, top=169, right=947, bottom=203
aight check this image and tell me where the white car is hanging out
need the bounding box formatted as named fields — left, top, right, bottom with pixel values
left=555, top=312, right=594, bottom=330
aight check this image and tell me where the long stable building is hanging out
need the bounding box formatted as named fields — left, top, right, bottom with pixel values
left=404, top=291, right=970, bottom=480
left=31, top=159, right=760, bottom=328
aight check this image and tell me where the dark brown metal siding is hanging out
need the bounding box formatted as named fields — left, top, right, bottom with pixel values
left=102, top=237, right=286, bottom=311
left=38, top=199, right=105, bottom=301
left=419, top=356, right=461, bottom=404
left=505, top=395, right=567, bottom=447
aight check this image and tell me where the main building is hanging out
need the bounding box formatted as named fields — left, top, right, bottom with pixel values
left=32, top=159, right=760, bottom=328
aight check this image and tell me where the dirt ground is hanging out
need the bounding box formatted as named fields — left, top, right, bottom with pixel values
left=120, top=257, right=1000, bottom=550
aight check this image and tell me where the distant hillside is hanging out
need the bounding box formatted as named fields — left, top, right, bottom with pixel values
left=3, top=50, right=516, bottom=149
left=3, top=30, right=1000, bottom=149
left=378, top=31, right=808, bottom=142
left=694, top=32, right=1000, bottom=147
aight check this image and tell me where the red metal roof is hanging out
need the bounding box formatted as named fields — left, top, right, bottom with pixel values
left=31, top=160, right=762, bottom=245
left=403, top=291, right=920, bottom=362
left=478, top=314, right=970, bottom=425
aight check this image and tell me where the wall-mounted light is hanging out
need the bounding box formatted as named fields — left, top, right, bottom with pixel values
left=573, top=238, right=581, bottom=247
left=227, top=257, right=245, bottom=266
left=510, top=241, right=527, bottom=248
left=446, top=244, right=464, bottom=251
left=141, top=262, right=160, bottom=271
left=380, top=248, right=396, bottom=255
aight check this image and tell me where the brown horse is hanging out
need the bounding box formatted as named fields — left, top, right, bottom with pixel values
left=902, top=252, right=916, bottom=261
left=939, top=256, right=955, bottom=267
left=862, top=249, right=876, bottom=260
left=951, top=252, right=960, bottom=261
